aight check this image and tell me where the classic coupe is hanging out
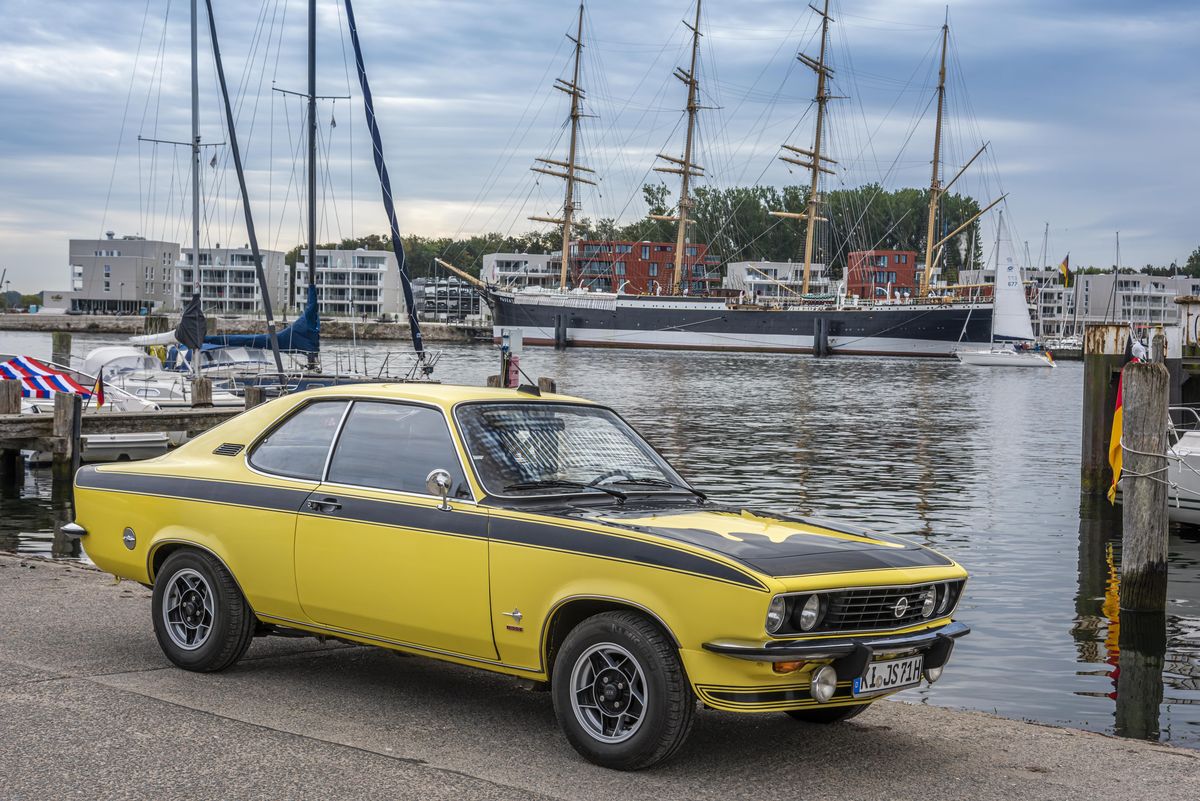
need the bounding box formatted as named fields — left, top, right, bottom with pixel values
left=68, top=383, right=969, bottom=770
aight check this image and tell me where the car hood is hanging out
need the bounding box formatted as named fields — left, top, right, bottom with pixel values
left=561, top=504, right=953, bottom=578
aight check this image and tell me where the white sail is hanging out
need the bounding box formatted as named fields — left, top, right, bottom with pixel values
left=993, top=256, right=1034, bottom=341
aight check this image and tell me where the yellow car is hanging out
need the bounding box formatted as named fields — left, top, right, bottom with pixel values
left=66, top=383, right=969, bottom=770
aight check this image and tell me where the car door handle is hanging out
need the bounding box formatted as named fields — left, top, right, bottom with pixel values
left=307, top=497, right=342, bottom=513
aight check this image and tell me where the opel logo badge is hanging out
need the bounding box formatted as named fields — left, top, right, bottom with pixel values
left=893, top=597, right=909, bottom=618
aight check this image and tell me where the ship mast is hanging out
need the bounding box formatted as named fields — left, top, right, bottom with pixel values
left=919, top=20, right=948, bottom=297
left=529, top=3, right=595, bottom=292
left=774, top=0, right=836, bottom=296
left=653, top=0, right=705, bottom=295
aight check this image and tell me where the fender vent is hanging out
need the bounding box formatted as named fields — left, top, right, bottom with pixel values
left=212, top=443, right=245, bottom=457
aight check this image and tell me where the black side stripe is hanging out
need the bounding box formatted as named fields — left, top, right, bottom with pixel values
left=76, top=468, right=763, bottom=589
left=76, top=468, right=313, bottom=513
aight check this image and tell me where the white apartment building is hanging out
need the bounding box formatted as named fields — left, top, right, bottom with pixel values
left=65, top=233, right=179, bottom=313
left=176, top=247, right=288, bottom=315
left=723, top=260, right=832, bottom=299
left=480, top=253, right=560, bottom=290
left=961, top=268, right=1200, bottom=337
left=294, top=249, right=403, bottom=318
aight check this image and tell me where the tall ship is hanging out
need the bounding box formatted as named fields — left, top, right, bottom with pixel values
left=465, top=2, right=1005, bottom=357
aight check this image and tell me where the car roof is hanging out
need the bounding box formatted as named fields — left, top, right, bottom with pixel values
left=291, top=382, right=594, bottom=411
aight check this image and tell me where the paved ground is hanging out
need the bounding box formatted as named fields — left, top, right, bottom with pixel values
left=1, top=553, right=1197, bottom=801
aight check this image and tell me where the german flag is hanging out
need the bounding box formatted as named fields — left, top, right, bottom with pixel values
left=1107, top=371, right=1124, bottom=503
left=1059, top=254, right=1071, bottom=287
left=91, top=373, right=105, bottom=408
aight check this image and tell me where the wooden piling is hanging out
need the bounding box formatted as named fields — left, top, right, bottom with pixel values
left=51, top=331, right=72, bottom=367
left=191, top=378, right=213, bottom=408
left=1081, top=324, right=1129, bottom=494
left=243, top=386, right=266, bottom=409
left=0, top=380, right=22, bottom=490
left=51, top=391, right=82, bottom=483
left=537, top=377, right=558, bottom=394
left=1119, top=360, right=1170, bottom=612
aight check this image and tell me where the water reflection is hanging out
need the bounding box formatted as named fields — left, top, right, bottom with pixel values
left=0, top=332, right=1198, bottom=746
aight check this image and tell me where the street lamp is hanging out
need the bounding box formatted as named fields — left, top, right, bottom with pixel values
left=119, top=282, right=125, bottom=315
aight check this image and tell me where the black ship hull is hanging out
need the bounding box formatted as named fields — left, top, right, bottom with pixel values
left=489, top=293, right=993, bottom=357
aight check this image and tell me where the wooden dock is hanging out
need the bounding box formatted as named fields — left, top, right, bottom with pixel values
left=0, top=379, right=256, bottom=487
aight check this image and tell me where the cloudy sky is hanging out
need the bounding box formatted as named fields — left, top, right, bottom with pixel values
left=0, top=0, right=1197, bottom=292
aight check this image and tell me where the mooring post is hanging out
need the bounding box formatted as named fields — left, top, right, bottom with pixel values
left=0, top=379, right=23, bottom=491
left=243, top=386, right=265, bottom=410
left=1081, top=324, right=1129, bottom=494
left=51, top=391, right=82, bottom=483
left=537, top=377, right=558, bottom=394
left=1119, top=359, right=1170, bottom=612
left=191, top=378, right=213, bottom=408
left=51, top=331, right=72, bottom=367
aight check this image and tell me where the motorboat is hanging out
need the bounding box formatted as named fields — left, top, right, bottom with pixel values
left=80, top=346, right=242, bottom=407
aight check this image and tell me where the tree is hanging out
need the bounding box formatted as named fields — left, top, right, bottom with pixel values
left=1185, top=246, right=1200, bottom=278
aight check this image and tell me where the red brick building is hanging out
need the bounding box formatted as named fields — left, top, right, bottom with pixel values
left=846, top=249, right=920, bottom=299
left=570, top=240, right=720, bottom=294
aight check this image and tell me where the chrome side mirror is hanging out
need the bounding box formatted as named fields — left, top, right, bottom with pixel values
left=426, top=469, right=452, bottom=511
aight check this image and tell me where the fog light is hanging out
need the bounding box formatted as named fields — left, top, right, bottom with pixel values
left=773, top=660, right=807, bottom=675
left=923, top=665, right=944, bottom=683
left=811, top=665, right=838, bottom=703
left=766, top=596, right=788, bottom=634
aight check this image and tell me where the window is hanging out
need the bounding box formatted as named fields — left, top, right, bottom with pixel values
left=455, top=403, right=681, bottom=497
left=686, top=246, right=698, bottom=257
left=103, top=265, right=112, bottom=277
left=327, top=402, right=469, bottom=497
left=614, top=262, right=626, bottom=276
left=648, top=263, right=658, bottom=277
left=641, top=245, right=650, bottom=259
left=103, top=281, right=111, bottom=292
left=249, top=401, right=349, bottom=480
left=692, top=264, right=703, bottom=277
left=896, top=254, right=908, bottom=264
left=615, top=244, right=632, bottom=254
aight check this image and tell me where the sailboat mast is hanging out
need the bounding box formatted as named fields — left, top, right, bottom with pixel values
left=920, top=20, right=949, bottom=296
left=672, top=0, right=703, bottom=295
left=799, top=0, right=832, bottom=295
left=529, top=4, right=595, bottom=292
left=305, top=0, right=317, bottom=368
left=190, top=0, right=201, bottom=307
left=560, top=5, right=584, bottom=291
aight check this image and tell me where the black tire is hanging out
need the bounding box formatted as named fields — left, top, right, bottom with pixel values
left=551, top=610, right=695, bottom=770
left=785, top=703, right=869, bottom=724
left=151, top=549, right=256, bottom=672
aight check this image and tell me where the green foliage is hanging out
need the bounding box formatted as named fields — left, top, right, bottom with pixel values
left=1186, top=246, right=1200, bottom=278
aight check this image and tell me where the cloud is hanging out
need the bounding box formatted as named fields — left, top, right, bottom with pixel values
left=1, top=0, right=1198, bottom=292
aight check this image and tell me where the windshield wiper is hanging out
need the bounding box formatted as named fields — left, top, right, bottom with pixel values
left=614, top=477, right=708, bottom=502
left=504, top=480, right=627, bottom=503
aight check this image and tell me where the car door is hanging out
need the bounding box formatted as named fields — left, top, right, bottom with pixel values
left=293, top=399, right=496, bottom=660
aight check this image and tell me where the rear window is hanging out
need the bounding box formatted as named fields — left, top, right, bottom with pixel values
left=248, top=401, right=348, bottom=480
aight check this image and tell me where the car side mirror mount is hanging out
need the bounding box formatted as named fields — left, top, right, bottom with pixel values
left=426, top=469, right=452, bottom=511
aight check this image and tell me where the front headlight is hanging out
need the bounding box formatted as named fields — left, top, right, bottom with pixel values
left=921, top=589, right=936, bottom=618
left=765, top=596, right=788, bottom=634
left=796, top=594, right=822, bottom=631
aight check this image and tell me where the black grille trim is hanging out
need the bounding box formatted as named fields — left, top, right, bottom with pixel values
left=774, top=580, right=965, bottom=637
left=212, top=443, right=245, bottom=457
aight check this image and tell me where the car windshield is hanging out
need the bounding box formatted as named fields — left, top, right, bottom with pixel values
left=455, top=402, right=685, bottom=498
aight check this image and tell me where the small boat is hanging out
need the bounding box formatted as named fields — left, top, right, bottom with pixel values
left=956, top=348, right=1053, bottom=368
left=80, top=346, right=242, bottom=407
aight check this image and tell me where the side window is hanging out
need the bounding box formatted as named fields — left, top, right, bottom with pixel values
left=249, top=400, right=348, bottom=480
left=327, top=402, right=470, bottom=498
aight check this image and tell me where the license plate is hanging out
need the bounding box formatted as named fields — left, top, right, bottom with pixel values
left=852, top=655, right=923, bottom=696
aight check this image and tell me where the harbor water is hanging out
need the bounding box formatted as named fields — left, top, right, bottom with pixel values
left=2, top=331, right=1198, bottom=747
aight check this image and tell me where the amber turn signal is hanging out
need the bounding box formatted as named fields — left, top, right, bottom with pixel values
left=772, top=660, right=808, bottom=674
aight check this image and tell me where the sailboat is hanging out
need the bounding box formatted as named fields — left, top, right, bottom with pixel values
left=955, top=255, right=1053, bottom=368
left=475, top=5, right=1003, bottom=358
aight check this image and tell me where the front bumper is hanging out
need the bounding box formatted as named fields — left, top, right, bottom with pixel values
left=703, top=620, right=969, bottom=679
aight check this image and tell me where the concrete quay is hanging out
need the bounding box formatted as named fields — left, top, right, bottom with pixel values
left=1, top=552, right=1196, bottom=801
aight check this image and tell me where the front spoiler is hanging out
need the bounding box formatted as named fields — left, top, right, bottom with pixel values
left=703, top=620, right=969, bottom=679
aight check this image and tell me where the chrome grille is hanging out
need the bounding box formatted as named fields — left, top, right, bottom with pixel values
left=819, top=581, right=964, bottom=634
